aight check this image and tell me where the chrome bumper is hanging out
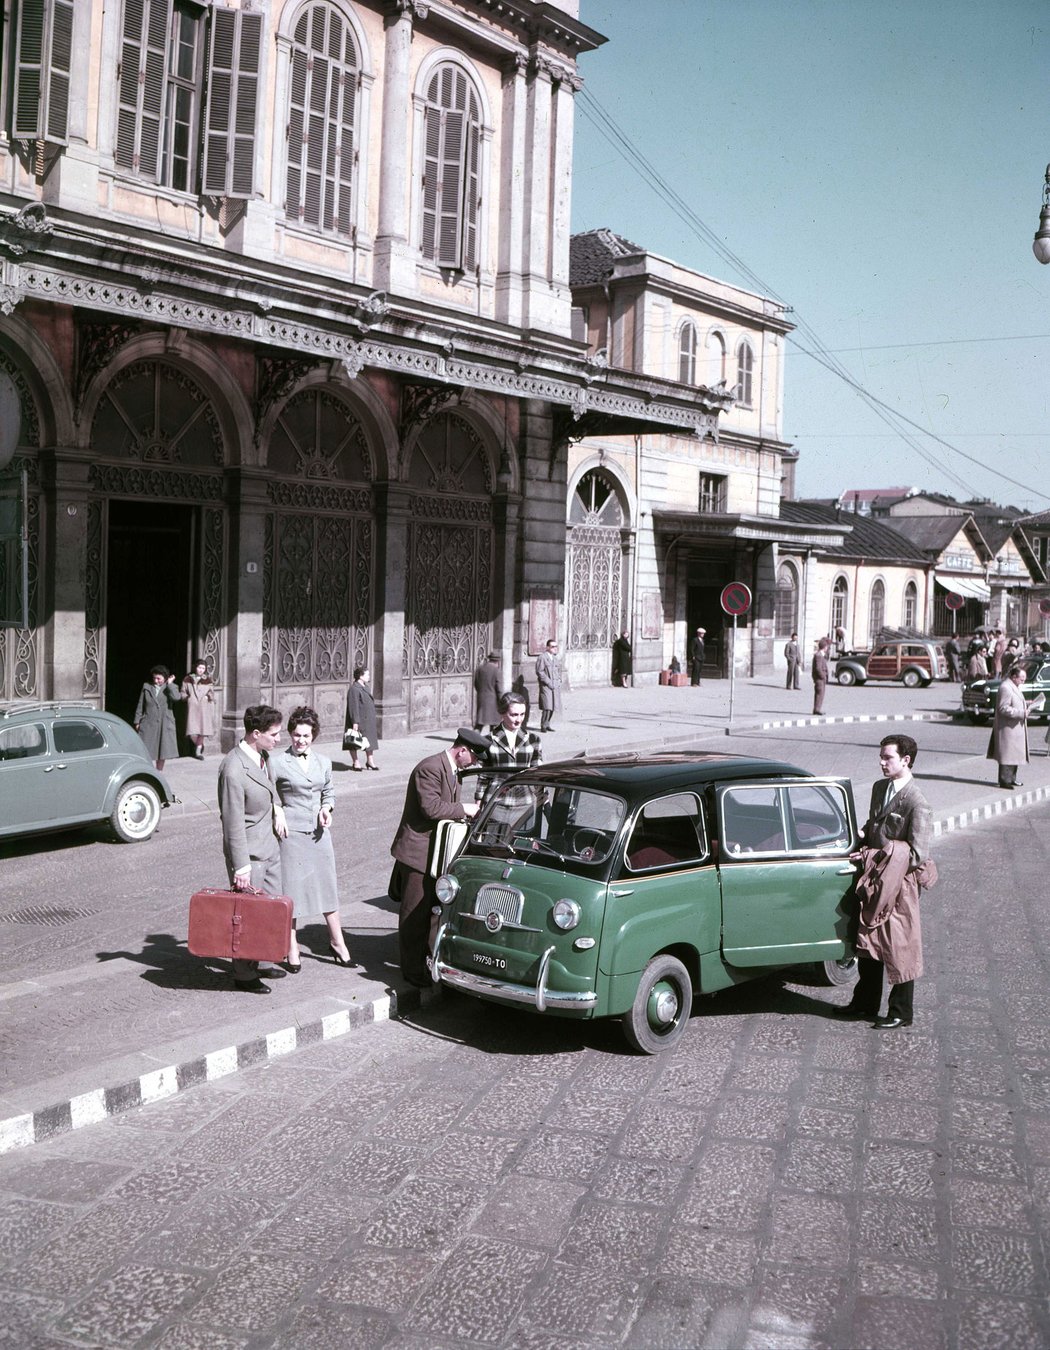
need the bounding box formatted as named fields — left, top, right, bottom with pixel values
left=433, top=951, right=598, bottom=1013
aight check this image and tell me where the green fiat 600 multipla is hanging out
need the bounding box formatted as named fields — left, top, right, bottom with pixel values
left=431, top=752, right=861, bottom=1054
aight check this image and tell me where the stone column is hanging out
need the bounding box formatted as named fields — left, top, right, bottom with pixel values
left=39, top=452, right=91, bottom=701
left=495, top=54, right=527, bottom=327
left=520, top=55, right=553, bottom=331
left=491, top=484, right=522, bottom=676
left=548, top=67, right=579, bottom=333
left=42, top=4, right=98, bottom=214
left=372, top=481, right=410, bottom=738
left=221, top=469, right=269, bottom=749
left=374, top=1, right=427, bottom=295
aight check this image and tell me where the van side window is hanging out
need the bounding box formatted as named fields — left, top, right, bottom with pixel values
left=625, top=793, right=706, bottom=872
left=721, top=786, right=785, bottom=855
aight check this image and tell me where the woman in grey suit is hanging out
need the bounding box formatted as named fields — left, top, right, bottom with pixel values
left=273, top=706, right=353, bottom=970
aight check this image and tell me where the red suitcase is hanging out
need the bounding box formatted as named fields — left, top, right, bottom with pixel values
left=669, top=673, right=689, bottom=687
left=188, top=887, right=293, bottom=963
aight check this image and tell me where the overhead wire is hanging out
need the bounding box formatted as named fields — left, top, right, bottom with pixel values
left=576, top=88, right=1050, bottom=506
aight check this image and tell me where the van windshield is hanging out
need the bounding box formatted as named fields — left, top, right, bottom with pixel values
left=472, top=782, right=626, bottom=864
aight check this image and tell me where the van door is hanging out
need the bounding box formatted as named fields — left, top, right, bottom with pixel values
left=716, top=778, right=858, bottom=968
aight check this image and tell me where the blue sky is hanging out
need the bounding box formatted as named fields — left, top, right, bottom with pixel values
left=571, top=0, right=1050, bottom=512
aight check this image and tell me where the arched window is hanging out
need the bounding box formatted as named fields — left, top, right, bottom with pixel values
left=708, top=331, right=726, bottom=385
left=903, top=580, right=918, bottom=629
left=285, top=4, right=360, bottom=235
left=678, top=322, right=697, bottom=384
left=775, top=562, right=798, bottom=639
left=568, top=469, right=625, bottom=672
left=868, top=579, right=885, bottom=645
left=420, top=63, right=481, bottom=271
left=736, top=340, right=754, bottom=405
left=831, top=576, right=848, bottom=636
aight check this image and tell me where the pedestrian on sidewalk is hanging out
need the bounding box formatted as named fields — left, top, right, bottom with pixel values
left=784, top=632, right=801, bottom=690
left=134, top=664, right=183, bottom=770
left=389, top=728, right=486, bottom=986
left=840, top=733, right=935, bottom=1030
left=988, top=664, right=1029, bottom=790
left=536, top=637, right=562, bottom=733
left=273, top=706, right=353, bottom=971
left=217, top=704, right=287, bottom=994
left=473, top=651, right=504, bottom=730
left=612, top=630, right=633, bottom=687
left=945, top=635, right=961, bottom=682
left=811, top=638, right=829, bottom=715
left=181, top=657, right=217, bottom=759
left=344, top=666, right=379, bottom=771
left=689, top=627, right=706, bottom=686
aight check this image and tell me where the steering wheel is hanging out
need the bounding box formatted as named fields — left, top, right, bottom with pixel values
left=571, top=827, right=604, bottom=859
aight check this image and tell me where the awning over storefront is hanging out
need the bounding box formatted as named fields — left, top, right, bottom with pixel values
left=936, top=574, right=991, bottom=601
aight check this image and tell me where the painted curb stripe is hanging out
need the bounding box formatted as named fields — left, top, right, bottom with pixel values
left=0, top=987, right=417, bottom=1156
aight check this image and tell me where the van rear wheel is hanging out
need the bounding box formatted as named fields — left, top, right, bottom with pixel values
left=819, top=955, right=859, bottom=986
left=623, top=955, right=693, bottom=1055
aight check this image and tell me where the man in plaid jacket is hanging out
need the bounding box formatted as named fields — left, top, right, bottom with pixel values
left=476, top=692, right=543, bottom=811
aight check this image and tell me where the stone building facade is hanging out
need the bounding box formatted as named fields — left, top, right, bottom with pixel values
left=565, top=229, right=832, bottom=684
left=0, top=0, right=713, bottom=739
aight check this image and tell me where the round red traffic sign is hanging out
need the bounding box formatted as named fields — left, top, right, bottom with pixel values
left=720, top=582, right=752, bottom=616
left=944, top=592, right=965, bottom=611
left=1039, top=598, right=1050, bottom=617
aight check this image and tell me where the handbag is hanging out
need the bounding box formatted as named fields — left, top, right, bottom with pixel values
left=343, top=728, right=370, bottom=751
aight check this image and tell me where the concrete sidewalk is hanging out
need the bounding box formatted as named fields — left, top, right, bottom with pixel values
left=3, top=674, right=1049, bottom=1154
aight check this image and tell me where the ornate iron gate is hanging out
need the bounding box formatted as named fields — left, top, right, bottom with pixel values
left=404, top=411, right=493, bottom=729
left=567, top=469, right=625, bottom=688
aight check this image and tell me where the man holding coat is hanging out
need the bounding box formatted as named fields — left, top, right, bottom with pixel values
left=988, top=664, right=1030, bottom=789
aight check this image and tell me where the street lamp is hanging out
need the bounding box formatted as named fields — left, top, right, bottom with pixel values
left=1034, top=165, right=1050, bottom=264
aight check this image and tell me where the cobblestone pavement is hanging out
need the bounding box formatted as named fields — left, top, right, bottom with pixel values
left=1, top=809, right=1049, bottom=1349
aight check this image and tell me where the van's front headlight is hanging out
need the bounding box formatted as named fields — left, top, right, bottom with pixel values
left=435, top=874, right=460, bottom=905
left=552, top=898, right=580, bottom=930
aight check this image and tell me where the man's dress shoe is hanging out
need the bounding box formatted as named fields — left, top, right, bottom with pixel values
left=873, top=1015, right=912, bottom=1029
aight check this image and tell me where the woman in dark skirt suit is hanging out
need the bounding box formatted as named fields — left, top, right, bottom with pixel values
left=273, top=706, right=352, bottom=969
left=345, top=665, right=379, bottom=771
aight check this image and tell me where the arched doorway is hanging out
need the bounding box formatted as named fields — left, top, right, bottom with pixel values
left=567, top=468, right=627, bottom=687
left=88, top=359, right=227, bottom=723
left=404, top=411, right=494, bottom=729
left=261, top=385, right=375, bottom=731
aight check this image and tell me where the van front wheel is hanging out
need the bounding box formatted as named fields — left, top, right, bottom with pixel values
left=623, top=955, right=693, bottom=1055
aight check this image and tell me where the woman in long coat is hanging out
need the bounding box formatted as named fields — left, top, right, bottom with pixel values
left=133, top=664, right=182, bottom=770
left=181, top=657, right=217, bottom=759
left=345, top=665, right=379, bottom=770
left=988, top=665, right=1029, bottom=789
left=273, top=706, right=353, bottom=969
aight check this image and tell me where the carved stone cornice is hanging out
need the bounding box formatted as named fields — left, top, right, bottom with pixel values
left=0, top=203, right=54, bottom=258
left=384, top=0, right=429, bottom=26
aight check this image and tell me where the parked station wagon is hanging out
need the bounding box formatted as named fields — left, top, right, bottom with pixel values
left=431, top=753, right=860, bottom=1054
left=834, top=638, right=947, bottom=687
left=0, top=702, right=176, bottom=844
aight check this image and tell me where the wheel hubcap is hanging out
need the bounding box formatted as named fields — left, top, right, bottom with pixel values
left=648, top=980, right=679, bottom=1028
left=124, top=798, right=148, bottom=826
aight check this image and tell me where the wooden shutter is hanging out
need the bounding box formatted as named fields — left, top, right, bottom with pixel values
left=462, top=112, right=479, bottom=271
left=116, top=0, right=172, bottom=178
left=436, top=106, right=465, bottom=268
left=203, top=8, right=262, bottom=197
left=285, top=41, right=308, bottom=222
left=11, top=0, right=74, bottom=144
left=420, top=102, right=442, bottom=261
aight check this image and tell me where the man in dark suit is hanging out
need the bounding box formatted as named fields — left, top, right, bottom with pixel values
left=812, top=638, right=829, bottom=714
left=217, top=704, right=287, bottom=993
left=390, top=727, right=488, bottom=986
left=473, top=651, right=504, bottom=730
left=840, top=733, right=932, bottom=1030
left=690, top=627, right=706, bottom=685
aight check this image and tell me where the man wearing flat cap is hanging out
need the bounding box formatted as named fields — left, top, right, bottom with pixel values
left=389, top=727, right=486, bottom=986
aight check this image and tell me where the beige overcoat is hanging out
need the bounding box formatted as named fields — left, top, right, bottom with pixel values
left=987, top=677, right=1029, bottom=768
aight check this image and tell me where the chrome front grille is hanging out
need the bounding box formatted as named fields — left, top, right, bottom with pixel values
left=474, top=883, right=524, bottom=925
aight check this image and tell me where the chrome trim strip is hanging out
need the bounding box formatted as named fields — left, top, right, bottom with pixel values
left=430, top=921, right=448, bottom=984
left=460, top=912, right=542, bottom=933
left=535, top=945, right=555, bottom=1013
left=433, top=960, right=598, bottom=1011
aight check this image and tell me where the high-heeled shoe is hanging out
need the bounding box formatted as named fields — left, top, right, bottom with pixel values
left=366, top=763, right=379, bottom=771
left=329, top=944, right=354, bottom=967
left=284, top=958, right=302, bottom=973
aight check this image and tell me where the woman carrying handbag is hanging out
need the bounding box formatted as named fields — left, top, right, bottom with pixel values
left=344, top=666, right=379, bottom=771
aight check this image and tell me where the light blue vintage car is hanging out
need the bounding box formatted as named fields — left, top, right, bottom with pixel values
left=0, top=701, right=175, bottom=844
